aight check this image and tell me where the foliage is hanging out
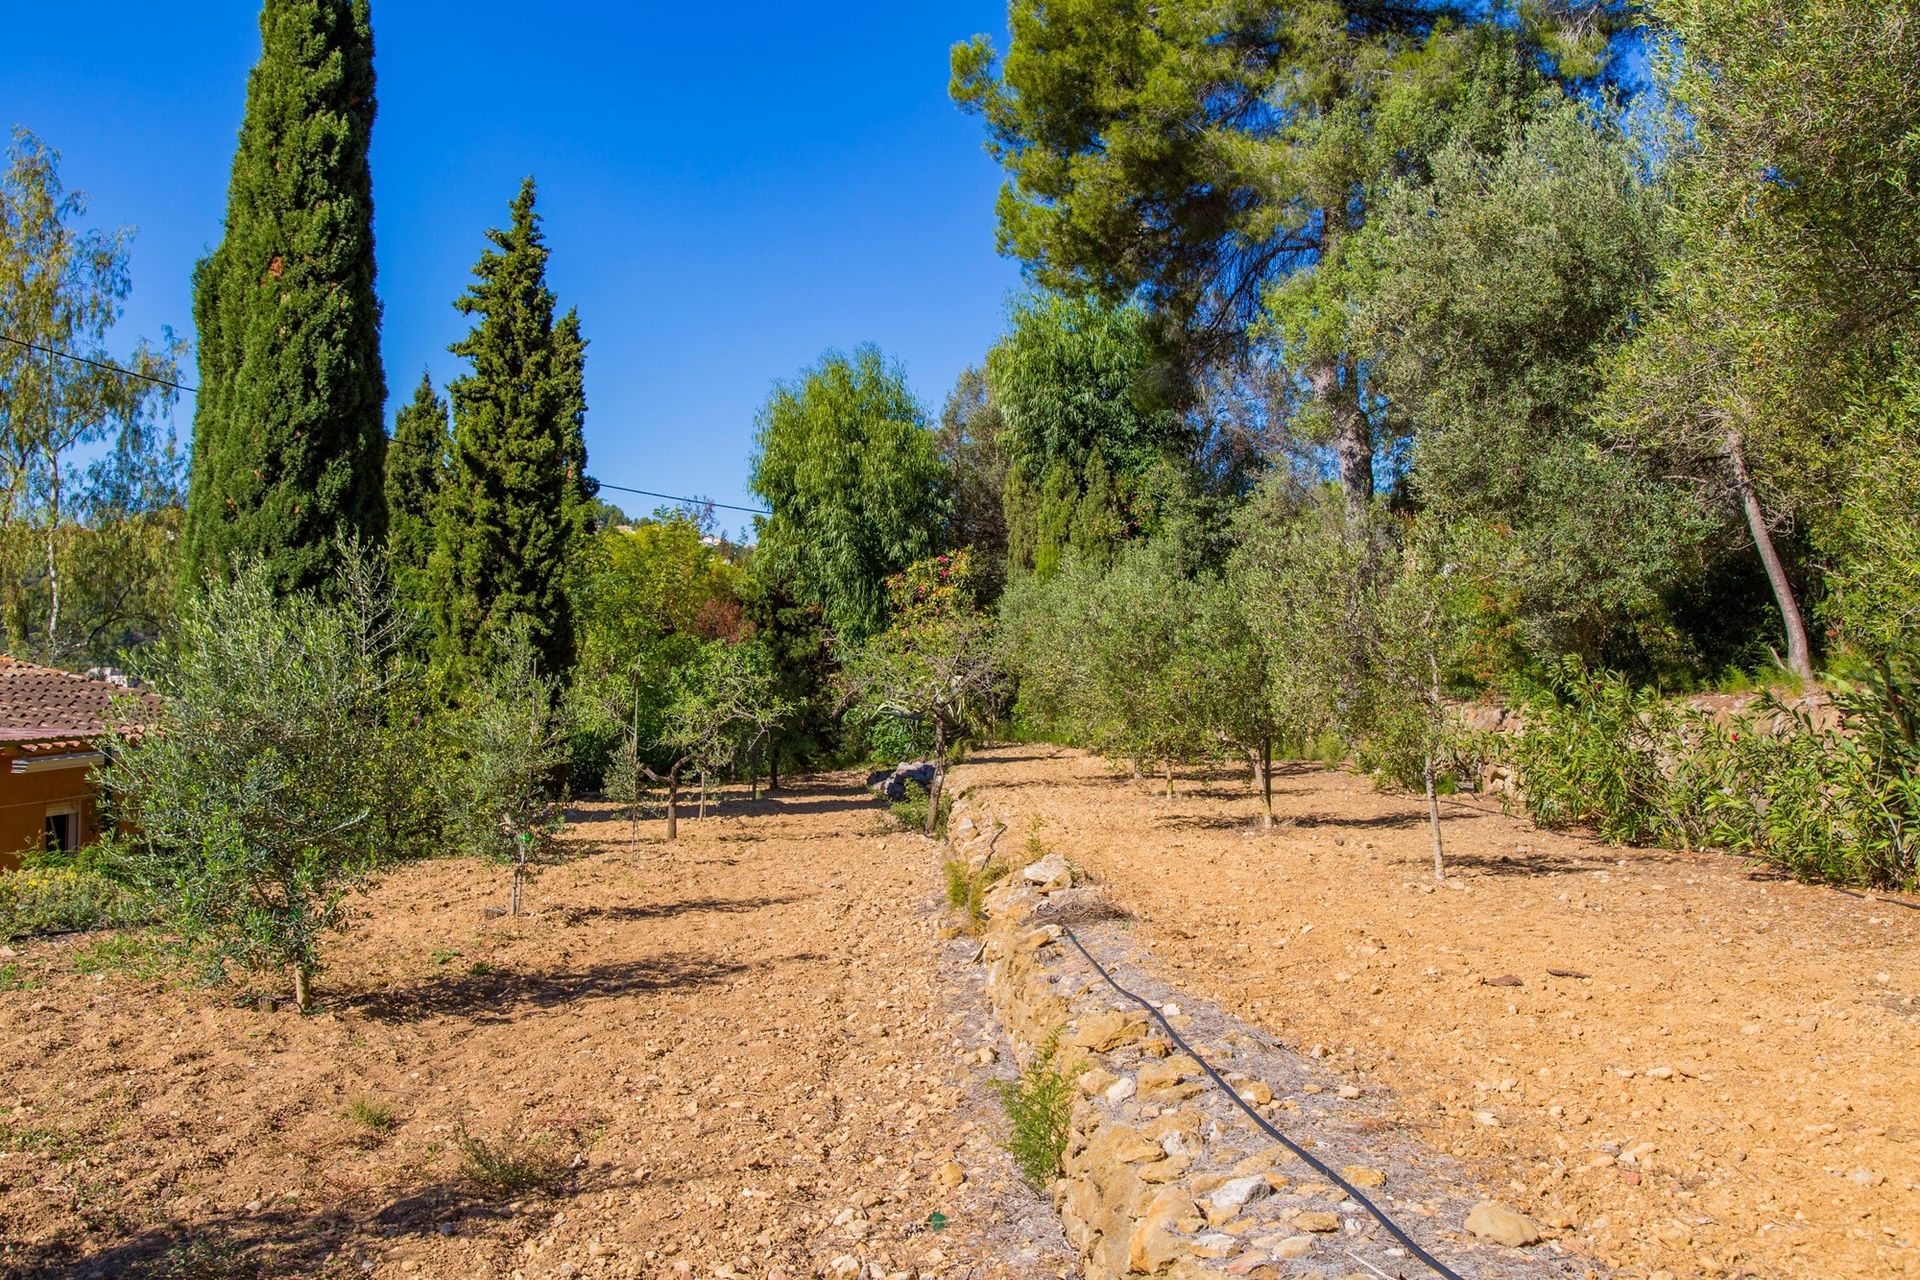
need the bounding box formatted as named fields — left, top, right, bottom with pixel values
left=181, top=0, right=386, bottom=596
left=991, top=1029, right=1079, bottom=1191
left=431, top=178, right=595, bottom=688
left=0, top=863, right=147, bottom=942
left=937, top=365, right=1010, bottom=593
left=345, top=1097, right=396, bottom=1133
left=443, top=626, right=570, bottom=915
left=1512, top=656, right=1920, bottom=889
left=0, top=127, right=185, bottom=664
left=943, top=854, right=1010, bottom=932
left=384, top=371, right=449, bottom=629
left=96, top=555, right=428, bottom=1010
left=1818, top=358, right=1920, bottom=657
left=889, top=780, right=952, bottom=837
left=748, top=345, right=948, bottom=642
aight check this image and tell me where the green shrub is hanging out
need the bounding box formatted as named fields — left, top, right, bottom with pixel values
left=1514, top=658, right=1678, bottom=843
left=991, top=1030, right=1079, bottom=1191
left=0, top=864, right=148, bottom=941
left=345, top=1097, right=396, bottom=1133
left=69, top=932, right=191, bottom=982
left=888, top=780, right=951, bottom=836
left=942, top=856, right=1010, bottom=931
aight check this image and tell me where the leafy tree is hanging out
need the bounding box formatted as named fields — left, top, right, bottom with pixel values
left=936, top=365, right=1010, bottom=590
left=1820, top=363, right=1920, bottom=659
left=432, top=179, right=595, bottom=686
left=0, top=128, right=184, bottom=661
left=445, top=626, right=570, bottom=915
left=643, top=640, right=789, bottom=839
left=954, top=3, right=1621, bottom=515
left=1354, top=98, right=1707, bottom=673
left=843, top=552, right=1001, bottom=833
left=384, top=371, right=448, bottom=626
left=1606, top=0, right=1920, bottom=678
left=748, top=345, right=948, bottom=642
left=182, top=0, right=386, bottom=595
left=97, top=554, right=424, bottom=1011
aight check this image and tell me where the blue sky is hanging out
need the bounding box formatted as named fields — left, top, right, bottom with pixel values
left=4, top=2, right=1021, bottom=534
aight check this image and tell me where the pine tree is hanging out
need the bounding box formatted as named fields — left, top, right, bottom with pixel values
left=431, top=178, right=593, bottom=686
left=384, top=371, right=447, bottom=623
left=182, top=0, right=386, bottom=594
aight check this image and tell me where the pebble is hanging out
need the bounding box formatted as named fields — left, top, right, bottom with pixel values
left=1294, top=1210, right=1341, bottom=1233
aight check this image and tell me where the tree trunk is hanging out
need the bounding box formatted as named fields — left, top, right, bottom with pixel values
left=292, top=963, right=311, bottom=1013
left=698, top=770, right=707, bottom=821
left=41, top=446, right=61, bottom=647
left=1424, top=753, right=1446, bottom=883
left=1307, top=215, right=1372, bottom=524
left=1164, top=759, right=1175, bottom=798
left=1259, top=735, right=1274, bottom=830
left=1726, top=430, right=1813, bottom=680
left=666, top=776, right=679, bottom=841
left=510, top=862, right=524, bottom=916
left=768, top=740, right=780, bottom=793
left=924, top=721, right=946, bottom=838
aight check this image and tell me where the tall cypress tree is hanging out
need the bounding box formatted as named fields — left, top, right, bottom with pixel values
left=385, top=371, right=448, bottom=622
left=183, top=0, right=386, bottom=594
left=431, top=179, right=593, bottom=685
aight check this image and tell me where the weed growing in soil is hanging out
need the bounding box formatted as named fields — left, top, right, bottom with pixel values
left=0, top=864, right=148, bottom=941
left=69, top=932, right=190, bottom=983
left=943, top=857, right=1009, bottom=931
left=345, top=1097, right=396, bottom=1133
left=890, top=780, right=951, bottom=835
left=157, top=1232, right=248, bottom=1280
left=991, top=1030, right=1080, bottom=1191
left=0, top=962, right=38, bottom=992
left=454, top=1129, right=567, bottom=1194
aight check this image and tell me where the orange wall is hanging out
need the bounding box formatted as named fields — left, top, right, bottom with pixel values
left=0, top=749, right=98, bottom=871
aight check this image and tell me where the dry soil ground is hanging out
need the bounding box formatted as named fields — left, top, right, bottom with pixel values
left=0, top=773, right=1073, bottom=1280
left=949, top=746, right=1920, bottom=1280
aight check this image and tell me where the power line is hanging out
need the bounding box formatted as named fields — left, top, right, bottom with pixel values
left=1, top=332, right=197, bottom=394
left=3, top=332, right=772, bottom=519
left=596, top=483, right=769, bottom=517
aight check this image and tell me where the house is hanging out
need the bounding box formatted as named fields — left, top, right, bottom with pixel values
left=0, top=656, right=157, bottom=869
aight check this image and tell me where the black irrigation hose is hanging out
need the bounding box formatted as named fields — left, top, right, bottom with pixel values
left=1832, top=887, right=1920, bottom=911
left=1061, top=926, right=1471, bottom=1280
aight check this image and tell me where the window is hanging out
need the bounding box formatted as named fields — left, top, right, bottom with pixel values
left=43, top=806, right=79, bottom=855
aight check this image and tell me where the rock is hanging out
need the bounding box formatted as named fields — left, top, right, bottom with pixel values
left=938, top=1161, right=966, bottom=1189
left=868, top=760, right=937, bottom=801
left=1191, top=1233, right=1241, bottom=1260
left=1074, top=1010, right=1149, bottom=1053
left=1337, top=1085, right=1361, bottom=1099
left=1105, top=1075, right=1138, bottom=1105
left=1236, top=1081, right=1273, bottom=1106
left=1272, top=1236, right=1316, bottom=1260
left=1138, top=1055, right=1206, bottom=1103
left=828, top=1257, right=862, bottom=1280
left=1022, top=853, right=1074, bottom=892
left=1465, top=1200, right=1544, bottom=1248
left=1209, top=1176, right=1272, bottom=1217
left=1127, top=1191, right=1193, bottom=1273
left=1293, top=1211, right=1340, bottom=1233
left=1340, top=1164, right=1386, bottom=1189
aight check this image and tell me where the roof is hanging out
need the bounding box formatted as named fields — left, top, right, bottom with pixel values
left=0, top=656, right=160, bottom=754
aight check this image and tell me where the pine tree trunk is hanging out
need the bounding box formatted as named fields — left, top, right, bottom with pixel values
left=1308, top=215, right=1372, bottom=524
left=1726, top=430, right=1813, bottom=680
left=292, top=963, right=311, bottom=1013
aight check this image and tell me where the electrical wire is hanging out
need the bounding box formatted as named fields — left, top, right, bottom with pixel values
left=3, top=332, right=771, bottom=518
left=1060, top=926, right=1472, bottom=1280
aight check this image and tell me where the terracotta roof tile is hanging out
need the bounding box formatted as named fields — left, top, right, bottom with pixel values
left=0, top=655, right=160, bottom=748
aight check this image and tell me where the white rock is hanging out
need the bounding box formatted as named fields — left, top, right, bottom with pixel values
left=1209, top=1175, right=1272, bottom=1215
left=1021, top=853, right=1073, bottom=892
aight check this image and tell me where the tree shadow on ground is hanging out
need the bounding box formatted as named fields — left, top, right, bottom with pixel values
left=559, top=894, right=808, bottom=925
left=21, top=1167, right=626, bottom=1279
left=1279, top=811, right=1435, bottom=831
left=340, top=953, right=748, bottom=1023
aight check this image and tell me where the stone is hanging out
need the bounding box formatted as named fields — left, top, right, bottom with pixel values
left=1079, top=1068, right=1118, bottom=1097
left=1074, top=1011, right=1149, bottom=1053
left=1293, top=1211, right=1340, bottom=1233
left=1337, top=1085, right=1361, bottom=1100
left=1138, top=1055, right=1207, bottom=1103
left=938, top=1162, right=966, bottom=1189
left=1236, top=1081, right=1273, bottom=1106
left=1106, top=1076, right=1139, bottom=1105
left=1340, top=1164, right=1386, bottom=1189
left=1127, top=1191, right=1194, bottom=1273
left=1465, top=1200, right=1544, bottom=1248
left=1191, top=1234, right=1241, bottom=1260
left=1209, top=1176, right=1272, bottom=1217
left=1022, top=853, right=1074, bottom=892
left=1272, top=1236, right=1316, bottom=1260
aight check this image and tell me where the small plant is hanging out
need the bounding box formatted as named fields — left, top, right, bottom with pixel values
left=454, top=1128, right=567, bottom=1194
left=157, top=1232, right=248, bottom=1280
left=889, top=780, right=951, bottom=834
left=0, top=863, right=148, bottom=941
left=0, top=963, right=38, bottom=993
left=430, top=947, right=463, bottom=966
left=991, top=1030, right=1080, bottom=1191
left=942, top=857, right=1010, bottom=932
left=69, top=932, right=191, bottom=982
left=345, top=1097, right=396, bottom=1133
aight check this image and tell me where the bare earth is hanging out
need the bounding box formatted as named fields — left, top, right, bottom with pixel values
left=0, top=774, right=1073, bottom=1280
left=949, top=745, right=1920, bottom=1280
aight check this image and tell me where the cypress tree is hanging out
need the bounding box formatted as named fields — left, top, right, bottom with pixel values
left=385, top=371, right=448, bottom=622
left=183, top=0, right=387, bottom=594
left=431, top=178, right=593, bottom=686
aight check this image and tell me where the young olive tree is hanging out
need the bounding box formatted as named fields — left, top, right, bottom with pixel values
left=98, top=557, right=423, bottom=1011
left=446, top=627, right=570, bottom=915
left=646, top=640, right=788, bottom=840
left=843, top=551, right=1002, bottom=835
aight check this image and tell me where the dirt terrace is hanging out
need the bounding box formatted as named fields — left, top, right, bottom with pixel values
left=948, top=746, right=1920, bottom=1280
left=0, top=774, right=1072, bottom=1280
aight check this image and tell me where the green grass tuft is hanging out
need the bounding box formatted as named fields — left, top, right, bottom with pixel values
left=991, top=1030, right=1080, bottom=1191
left=454, top=1128, right=567, bottom=1194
